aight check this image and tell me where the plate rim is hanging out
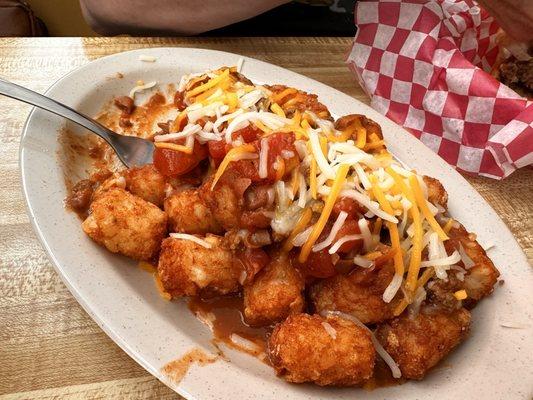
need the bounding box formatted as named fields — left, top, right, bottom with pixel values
left=19, top=46, right=531, bottom=400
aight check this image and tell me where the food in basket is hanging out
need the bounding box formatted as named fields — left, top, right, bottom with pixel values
left=492, top=34, right=532, bottom=98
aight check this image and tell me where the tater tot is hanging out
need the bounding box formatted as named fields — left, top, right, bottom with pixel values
left=124, top=164, right=167, bottom=207
left=446, top=224, right=500, bottom=304
left=164, top=189, right=222, bottom=234
left=199, top=174, right=249, bottom=231
left=268, top=314, right=375, bottom=386
left=82, top=187, right=167, bottom=260
left=157, top=235, right=241, bottom=298
left=423, top=175, right=448, bottom=209
left=309, top=261, right=396, bottom=324
left=243, top=252, right=304, bottom=327
left=376, top=307, right=471, bottom=380
left=91, top=173, right=126, bottom=200
left=267, top=85, right=331, bottom=119
left=335, top=114, right=384, bottom=141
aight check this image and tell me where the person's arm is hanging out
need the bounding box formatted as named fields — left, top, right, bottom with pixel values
left=80, top=0, right=289, bottom=36
left=476, top=0, right=533, bottom=42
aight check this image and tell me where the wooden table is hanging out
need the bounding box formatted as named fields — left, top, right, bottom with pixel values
left=0, top=37, right=531, bottom=399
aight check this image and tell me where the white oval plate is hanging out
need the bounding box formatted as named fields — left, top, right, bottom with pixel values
left=20, top=47, right=532, bottom=400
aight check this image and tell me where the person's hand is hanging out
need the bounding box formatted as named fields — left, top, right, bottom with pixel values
left=476, top=0, right=533, bottom=42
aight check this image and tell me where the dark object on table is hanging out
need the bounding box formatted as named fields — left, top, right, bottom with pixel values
left=498, top=57, right=533, bottom=98
left=0, top=0, right=48, bottom=37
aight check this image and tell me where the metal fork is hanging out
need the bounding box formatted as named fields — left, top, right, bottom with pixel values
left=0, top=79, right=154, bottom=168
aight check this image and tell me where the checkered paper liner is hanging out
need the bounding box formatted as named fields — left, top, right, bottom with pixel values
left=347, top=0, right=533, bottom=178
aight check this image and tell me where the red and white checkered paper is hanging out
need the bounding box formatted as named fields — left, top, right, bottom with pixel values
left=347, top=0, right=533, bottom=178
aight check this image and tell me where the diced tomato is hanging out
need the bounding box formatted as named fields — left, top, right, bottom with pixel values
left=240, top=132, right=298, bottom=183
left=232, top=125, right=261, bottom=143
left=209, top=125, right=263, bottom=165
left=211, top=132, right=299, bottom=184
left=153, top=140, right=207, bottom=177
left=333, top=197, right=365, bottom=219
left=229, top=160, right=260, bottom=181
left=264, top=133, right=297, bottom=180
left=207, top=140, right=230, bottom=163
left=297, top=249, right=336, bottom=279
left=333, top=219, right=363, bottom=253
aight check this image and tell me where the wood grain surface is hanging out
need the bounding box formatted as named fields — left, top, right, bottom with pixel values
left=0, top=37, right=531, bottom=400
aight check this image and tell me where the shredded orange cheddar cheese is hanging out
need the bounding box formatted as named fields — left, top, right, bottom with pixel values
left=154, top=142, right=193, bottom=154
left=271, top=103, right=286, bottom=118
left=387, top=221, right=404, bottom=276
left=410, top=176, right=449, bottom=241
left=443, top=218, right=455, bottom=234
left=272, top=87, right=297, bottom=103
left=211, top=144, right=256, bottom=189
left=186, top=69, right=230, bottom=98
left=394, top=267, right=435, bottom=315
left=299, top=164, right=350, bottom=263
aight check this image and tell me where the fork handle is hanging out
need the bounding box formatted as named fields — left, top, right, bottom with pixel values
left=0, top=78, right=113, bottom=142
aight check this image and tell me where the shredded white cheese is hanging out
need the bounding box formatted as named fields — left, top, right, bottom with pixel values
left=258, top=138, right=269, bottom=179
left=169, top=233, right=213, bottom=248
left=313, top=211, right=348, bottom=252
left=129, top=81, right=157, bottom=99
left=139, top=55, right=157, bottom=62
